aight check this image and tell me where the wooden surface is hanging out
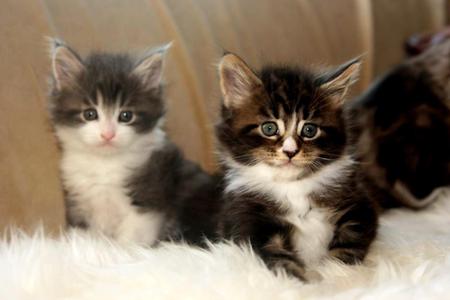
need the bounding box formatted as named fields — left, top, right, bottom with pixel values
left=0, top=0, right=445, bottom=232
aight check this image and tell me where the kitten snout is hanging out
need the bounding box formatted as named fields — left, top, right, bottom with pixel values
left=282, top=136, right=299, bottom=159
left=100, top=122, right=117, bottom=143
left=101, top=130, right=115, bottom=141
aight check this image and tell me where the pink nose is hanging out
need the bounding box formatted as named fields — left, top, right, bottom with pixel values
left=283, top=149, right=299, bottom=159
left=101, top=131, right=115, bottom=141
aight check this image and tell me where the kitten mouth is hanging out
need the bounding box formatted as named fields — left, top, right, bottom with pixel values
left=270, top=159, right=301, bottom=168
left=98, top=141, right=116, bottom=147
left=282, top=161, right=298, bottom=167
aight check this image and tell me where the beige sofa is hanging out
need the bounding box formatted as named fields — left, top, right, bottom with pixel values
left=0, top=0, right=447, bottom=232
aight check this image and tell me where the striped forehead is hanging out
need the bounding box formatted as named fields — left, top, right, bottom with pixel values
left=263, top=88, right=309, bottom=124
left=88, top=88, right=125, bottom=108
left=262, top=73, right=318, bottom=120
left=234, top=68, right=330, bottom=129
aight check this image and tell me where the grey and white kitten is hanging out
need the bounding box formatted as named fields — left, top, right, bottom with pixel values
left=48, top=39, right=220, bottom=246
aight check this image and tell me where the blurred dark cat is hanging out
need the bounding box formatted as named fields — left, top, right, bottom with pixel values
left=216, top=53, right=378, bottom=280
left=48, top=39, right=220, bottom=246
left=352, top=39, right=450, bottom=209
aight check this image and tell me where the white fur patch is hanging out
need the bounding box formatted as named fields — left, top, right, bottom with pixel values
left=282, top=136, right=298, bottom=153
left=226, top=156, right=354, bottom=266
left=58, top=125, right=166, bottom=246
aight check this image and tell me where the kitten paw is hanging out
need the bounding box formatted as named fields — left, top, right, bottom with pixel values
left=304, top=269, right=323, bottom=283
left=271, top=259, right=307, bottom=281
left=329, top=248, right=366, bottom=265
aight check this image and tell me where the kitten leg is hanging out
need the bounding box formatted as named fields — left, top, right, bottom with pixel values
left=329, top=246, right=368, bottom=264
left=65, top=197, right=89, bottom=229
left=224, top=217, right=306, bottom=280
left=221, top=196, right=307, bottom=280
left=328, top=201, right=377, bottom=264
left=116, top=210, right=165, bottom=246
left=66, top=212, right=88, bottom=229
left=260, top=238, right=307, bottom=280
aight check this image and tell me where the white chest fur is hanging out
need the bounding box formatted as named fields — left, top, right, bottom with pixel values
left=226, top=157, right=353, bottom=266
left=271, top=180, right=334, bottom=267
left=61, top=149, right=163, bottom=246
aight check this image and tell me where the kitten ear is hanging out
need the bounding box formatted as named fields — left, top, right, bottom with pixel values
left=320, top=58, right=361, bottom=105
left=133, top=43, right=172, bottom=90
left=218, top=53, right=263, bottom=108
left=49, top=38, right=84, bottom=90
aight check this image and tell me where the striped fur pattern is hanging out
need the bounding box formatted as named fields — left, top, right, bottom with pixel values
left=216, top=53, right=378, bottom=280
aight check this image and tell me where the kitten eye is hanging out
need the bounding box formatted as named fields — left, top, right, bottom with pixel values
left=119, top=111, right=133, bottom=123
left=261, top=122, right=279, bottom=137
left=301, top=123, right=319, bottom=139
left=83, top=109, right=98, bottom=121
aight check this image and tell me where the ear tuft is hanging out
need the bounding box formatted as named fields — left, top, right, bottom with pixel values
left=320, top=57, right=361, bottom=104
left=47, top=37, right=65, bottom=55
left=133, top=42, right=172, bottom=90
left=218, top=53, right=262, bottom=108
left=49, top=38, right=84, bottom=90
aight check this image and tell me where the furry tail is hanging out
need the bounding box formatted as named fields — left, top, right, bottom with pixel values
left=393, top=181, right=449, bottom=209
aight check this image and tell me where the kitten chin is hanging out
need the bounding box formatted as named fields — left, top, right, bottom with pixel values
left=216, top=53, right=378, bottom=281
left=48, top=39, right=221, bottom=246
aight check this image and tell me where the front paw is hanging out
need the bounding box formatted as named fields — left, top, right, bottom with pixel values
left=270, top=259, right=307, bottom=281
left=329, top=247, right=366, bottom=265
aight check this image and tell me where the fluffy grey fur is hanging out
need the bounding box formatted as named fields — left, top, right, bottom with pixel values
left=48, top=39, right=220, bottom=246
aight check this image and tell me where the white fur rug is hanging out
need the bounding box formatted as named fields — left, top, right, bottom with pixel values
left=1, top=189, right=450, bottom=300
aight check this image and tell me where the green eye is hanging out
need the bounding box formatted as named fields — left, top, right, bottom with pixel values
left=119, top=111, right=133, bottom=123
left=301, top=123, right=319, bottom=139
left=83, top=109, right=98, bottom=121
left=261, top=122, right=278, bottom=137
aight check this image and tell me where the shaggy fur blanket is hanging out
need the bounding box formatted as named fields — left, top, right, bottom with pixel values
left=1, top=189, right=450, bottom=300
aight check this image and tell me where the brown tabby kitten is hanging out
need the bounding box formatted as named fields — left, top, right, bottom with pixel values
left=216, top=53, right=378, bottom=280
left=352, top=40, right=450, bottom=209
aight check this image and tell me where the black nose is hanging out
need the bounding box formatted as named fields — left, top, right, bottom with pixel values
left=283, top=149, right=299, bottom=159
